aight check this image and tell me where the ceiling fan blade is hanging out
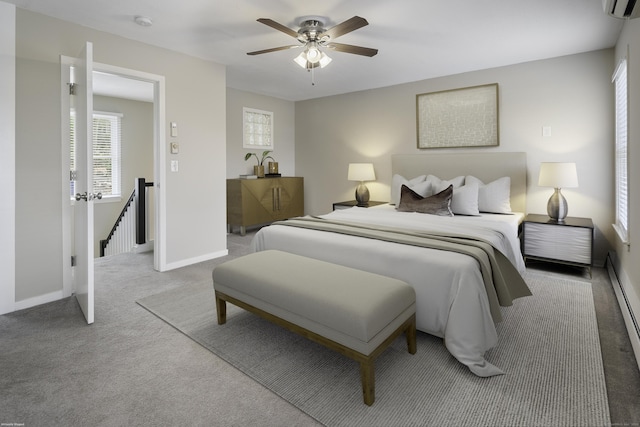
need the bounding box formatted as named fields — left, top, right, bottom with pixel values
left=326, top=42, right=378, bottom=57
left=256, top=18, right=299, bottom=39
left=247, top=45, right=300, bottom=56
left=323, top=16, right=369, bottom=40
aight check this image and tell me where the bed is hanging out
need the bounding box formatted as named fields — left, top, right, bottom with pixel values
left=252, top=152, right=531, bottom=377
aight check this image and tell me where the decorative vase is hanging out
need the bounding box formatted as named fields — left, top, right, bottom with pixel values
left=268, top=161, right=279, bottom=174
left=254, top=165, right=265, bottom=178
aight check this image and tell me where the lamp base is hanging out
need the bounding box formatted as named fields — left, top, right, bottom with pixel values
left=355, top=183, right=370, bottom=206
left=547, top=188, right=568, bottom=222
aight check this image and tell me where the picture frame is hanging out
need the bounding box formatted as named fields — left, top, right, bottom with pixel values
left=243, top=107, right=274, bottom=150
left=416, top=83, right=499, bottom=149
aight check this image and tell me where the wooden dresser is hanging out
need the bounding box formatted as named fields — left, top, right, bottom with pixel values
left=226, top=177, right=304, bottom=235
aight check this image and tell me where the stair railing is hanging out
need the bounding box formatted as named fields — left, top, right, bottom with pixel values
left=100, top=178, right=153, bottom=257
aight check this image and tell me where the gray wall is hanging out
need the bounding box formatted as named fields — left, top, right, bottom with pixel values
left=295, top=49, right=615, bottom=266
left=14, top=8, right=227, bottom=303
left=93, top=95, right=154, bottom=258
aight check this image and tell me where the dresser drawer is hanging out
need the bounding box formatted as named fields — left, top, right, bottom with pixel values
left=523, top=222, right=592, bottom=265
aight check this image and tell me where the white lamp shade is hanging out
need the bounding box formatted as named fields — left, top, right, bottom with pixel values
left=294, top=48, right=332, bottom=69
left=293, top=52, right=308, bottom=68
left=538, top=162, right=578, bottom=188
left=348, top=163, right=376, bottom=182
left=318, top=52, right=332, bottom=68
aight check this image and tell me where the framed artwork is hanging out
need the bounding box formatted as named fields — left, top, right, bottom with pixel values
left=243, top=107, right=274, bottom=149
left=416, top=83, right=499, bottom=149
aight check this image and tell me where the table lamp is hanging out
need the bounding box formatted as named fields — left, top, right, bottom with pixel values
left=538, top=162, right=578, bottom=222
left=348, top=163, right=376, bottom=206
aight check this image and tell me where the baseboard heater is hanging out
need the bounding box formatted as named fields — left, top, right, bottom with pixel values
left=607, top=251, right=640, bottom=371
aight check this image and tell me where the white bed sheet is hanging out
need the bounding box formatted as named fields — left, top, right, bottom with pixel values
left=251, top=205, right=527, bottom=377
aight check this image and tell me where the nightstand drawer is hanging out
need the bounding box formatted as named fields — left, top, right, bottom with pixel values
left=523, top=222, right=592, bottom=265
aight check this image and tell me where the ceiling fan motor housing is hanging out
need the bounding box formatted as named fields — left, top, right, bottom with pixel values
left=297, top=20, right=328, bottom=44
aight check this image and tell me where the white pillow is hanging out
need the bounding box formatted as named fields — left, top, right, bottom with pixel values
left=391, top=174, right=427, bottom=205
left=426, top=174, right=465, bottom=190
left=438, top=181, right=480, bottom=215
left=465, top=176, right=512, bottom=213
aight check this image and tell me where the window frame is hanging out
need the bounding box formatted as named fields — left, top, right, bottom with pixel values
left=612, top=58, right=629, bottom=245
left=70, top=110, right=123, bottom=203
left=242, top=107, right=274, bottom=150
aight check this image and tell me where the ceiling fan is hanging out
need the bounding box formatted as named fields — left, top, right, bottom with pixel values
left=247, top=16, right=378, bottom=70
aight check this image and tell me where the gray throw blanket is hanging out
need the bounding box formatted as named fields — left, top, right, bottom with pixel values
left=272, top=216, right=532, bottom=323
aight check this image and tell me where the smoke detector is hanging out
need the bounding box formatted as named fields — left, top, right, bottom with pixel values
left=134, top=16, right=153, bottom=27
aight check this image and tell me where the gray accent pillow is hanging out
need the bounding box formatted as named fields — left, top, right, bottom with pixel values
left=397, top=184, right=453, bottom=216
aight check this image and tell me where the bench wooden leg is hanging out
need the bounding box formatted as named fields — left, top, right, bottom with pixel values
left=406, top=314, right=417, bottom=355
left=215, top=292, right=227, bottom=325
left=360, top=360, right=375, bottom=406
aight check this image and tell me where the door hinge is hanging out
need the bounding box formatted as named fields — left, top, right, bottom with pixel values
left=70, top=170, right=77, bottom=181
left=68, top=82, right=76, bottom=95
left=71, top=255, right=76, bottom=267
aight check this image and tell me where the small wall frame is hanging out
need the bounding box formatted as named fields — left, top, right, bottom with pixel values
left=243, top=107, right=274, bottom=150
left=416, top=83, right=499, bottom=149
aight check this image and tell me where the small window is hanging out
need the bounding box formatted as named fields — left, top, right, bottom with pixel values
left=613, top=59, right=629, bottom=244
left=70, top=111, right=122, bottom=199
left=243, top=107, right=274, bottom=150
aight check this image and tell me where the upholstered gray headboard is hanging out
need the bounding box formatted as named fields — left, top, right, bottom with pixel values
left=391, top=152, right=527, bottom=213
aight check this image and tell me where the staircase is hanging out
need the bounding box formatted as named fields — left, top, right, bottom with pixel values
left=100, top=178, right=153, bottom=257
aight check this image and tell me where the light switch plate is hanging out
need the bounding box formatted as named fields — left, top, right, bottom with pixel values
left=170, top=122, right=178, bottom=137
left=170, top=142, right=179, bottom=154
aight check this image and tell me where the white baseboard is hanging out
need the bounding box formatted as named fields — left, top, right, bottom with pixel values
left=161, top=248, right=229, bottom=272
left=607, top=251, right=640, bottom=371
left=14, top=290, right=65, bottom=312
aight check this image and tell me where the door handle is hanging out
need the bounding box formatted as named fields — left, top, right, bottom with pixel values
left=75, top=192, right=103, bottom=201
left=272, top=187, right=281, bottom=211
left=277, top=187, right=281, bottom=210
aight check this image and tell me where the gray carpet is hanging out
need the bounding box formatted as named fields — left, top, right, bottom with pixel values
left=137, top=270, right=610, bottom=427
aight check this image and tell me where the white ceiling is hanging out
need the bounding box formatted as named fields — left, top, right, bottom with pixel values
left=8, top=0, right=624, bottom=102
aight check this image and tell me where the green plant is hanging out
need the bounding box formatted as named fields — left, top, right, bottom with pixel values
left=244, top=150, right=275, bottom=166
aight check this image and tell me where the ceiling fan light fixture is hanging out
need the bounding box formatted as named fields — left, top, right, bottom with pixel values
left=306, top=43, right=321, bottom=63
left=294, top=52, right=308, bottom=68
left=318, top=52, right=332, bottom=68
left=294, top=49, right=332, bottom=69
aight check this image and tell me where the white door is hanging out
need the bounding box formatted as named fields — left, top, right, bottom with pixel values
left=72, top=42, right=95, bottom=324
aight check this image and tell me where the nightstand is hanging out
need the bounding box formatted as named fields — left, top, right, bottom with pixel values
left=333, top=200, right=387, bottom=210
left=522, top=214, right=593, bottom=275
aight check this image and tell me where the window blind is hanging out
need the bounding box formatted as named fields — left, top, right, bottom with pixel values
left=70, top=112, right=76, bottom=196
left=69, top=111, right=122, bottom=198
left=93, top=112, right=122, bottom=197
left=613, top=59, right=629, bottom=243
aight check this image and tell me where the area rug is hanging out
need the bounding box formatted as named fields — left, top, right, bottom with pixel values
left=137, top=271, right=610, bottom=427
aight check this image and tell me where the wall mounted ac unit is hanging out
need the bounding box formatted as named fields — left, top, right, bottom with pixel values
left=603, top=0, right=640, bottom=19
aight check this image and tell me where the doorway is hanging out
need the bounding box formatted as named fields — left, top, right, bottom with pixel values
left=60, top=57, right=167, bottom=302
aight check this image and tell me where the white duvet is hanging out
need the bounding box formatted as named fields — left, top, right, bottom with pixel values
left=251, top=204, right=527, bottom=377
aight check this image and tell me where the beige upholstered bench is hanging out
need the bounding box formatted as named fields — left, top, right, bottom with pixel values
left=212, top=249, right=417, bottom=406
